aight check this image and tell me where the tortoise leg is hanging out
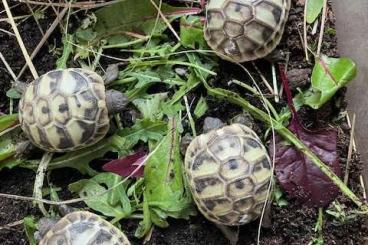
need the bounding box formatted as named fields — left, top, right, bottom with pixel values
left=103, top=64, right=119, bottom=85
left=215, top=224, right=239, bottom=245
left=34, top=217, right=59, bottom=242
left=15, top=140, right=41, bottom=158
left=12, top=80, right=28, bottom=94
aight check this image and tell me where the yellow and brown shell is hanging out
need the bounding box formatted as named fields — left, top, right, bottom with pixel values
left=39, top=211, right=130, bottom=245
left=204, top=0, right=291, bottom=62
left=184, top=124, right=271, bottom=225
left=18, top=69, right=110, bottom=152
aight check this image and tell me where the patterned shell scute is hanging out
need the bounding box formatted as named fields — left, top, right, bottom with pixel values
left=18, top=68, right=110, bottom=152
left=184, top=124, right=271, bottom=226
left=39, top=211, right=131, bottom=245
left=204, top=0, right=291, bottom=62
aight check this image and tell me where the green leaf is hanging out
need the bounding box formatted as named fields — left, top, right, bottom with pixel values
left=142, top=118, right=194, bottom=237
left=194, top=96, right=208, bottom=118
left=6, top=88, right=21, bottom=99
left=133, top=93, right=168, bottom=121
left=22, top=138, right=114, bottom=175
left=0, top=114, right=18, bottom=132
left=69, top=173, right=133, bottom=218
left=56, top=34, right=74, bottom=69
left=168, top=73, right=200, bottom=105
left=118, top=119, right=167, bottom=144
left=23, top=216, right=38, bottom=245
left=299, top=56, right=357, bottom=109
left=306, top=0, right=324, bottom=24
left=180, top=16, right=206, bottom=49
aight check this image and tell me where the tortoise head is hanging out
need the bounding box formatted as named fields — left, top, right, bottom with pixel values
left=105, top=89, right=129, bottom=115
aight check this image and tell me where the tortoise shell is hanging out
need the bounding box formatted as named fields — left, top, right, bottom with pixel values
left=18, top=69, right=110, bottom=152
left=184, top=124, right=271, bottom=225
left=39, top=211, right=130, bottom=245
left=204, top=0, right=291, bottom=62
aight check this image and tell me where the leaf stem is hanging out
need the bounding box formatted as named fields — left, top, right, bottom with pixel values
left=203, top=81, right=367, bottom=210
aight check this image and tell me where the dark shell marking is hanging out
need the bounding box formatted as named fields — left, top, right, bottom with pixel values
left=39, top=211, right=130, bottom=245
left=184, top=124, right=271, bottom=226
left=204, top=0, right=291, bottom=62
left=18, top=69, right=110, bottom=152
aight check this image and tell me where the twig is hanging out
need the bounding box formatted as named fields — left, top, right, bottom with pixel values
left=2, top=0, right=38, bottom=79
left=33, top=152, right=53, bottom=216
left=251, top=61, right=274, bottom=95
left=0, top=51, right=17, bottom=80
left=344, top=113, right=356, bottom=184
left=0, top=220, right=24, bottom=230
left=303, top=0, right=309, bottom=61
left=150, top=0, right=181, bottom=41
left=183, top=95, right=197, bottom=137
left=360, top=175, right=367, bottom=201
left=0, top=51, right=18, bottom=114
left=17, top=7, right=68, bottom=79
left=0, top=28, right=15, bottom=36
left=271, top=63, right=279, bottom=102
left=15, top=0, right=124, bottom=9
left=345, top=112, right=357, bottom=151
left=25, top=1, right=45, bottom=36
left=317, top=0, right=328, bottom=57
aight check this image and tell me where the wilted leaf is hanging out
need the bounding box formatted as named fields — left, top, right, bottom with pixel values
left=103, top=149, right=146, bottom=178
left=306, top=0, right=324, bottom=24
left=298, top=56, right=357, bottom=109
left=80, top=0, right=187, bottom=45
left=194, top=96, right=208, bottom=118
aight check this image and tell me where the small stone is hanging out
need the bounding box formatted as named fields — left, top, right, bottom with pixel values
left=230, top=112, right=255, bottom=129
left=287, top=68, right=311, bottom=90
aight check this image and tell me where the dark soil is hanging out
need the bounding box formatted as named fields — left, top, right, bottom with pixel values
left=1, top=1, right=367, bottom=245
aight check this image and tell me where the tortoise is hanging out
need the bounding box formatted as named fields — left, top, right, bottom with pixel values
left=38, top=211, right=131, bottom=245
left=184, top=123, right=272, bottom=225
left=17, top=68, right=128, bottom=152
left=204, top=0, right=291, bottom=62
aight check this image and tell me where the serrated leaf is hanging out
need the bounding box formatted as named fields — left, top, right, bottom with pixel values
left=69, top=173, right=133, bottom=218
left=299, top=56, right=357, bottom=109
left=180, top=16, right=206, bottom=49
left=56, top=34, right=74, bottom=69
left=306, top=0, right=324, bottom=24
left=118, top=119, right=167, bottom=144
left=133, top=93, right=168, bottom=121
left=194, top=96, right=208, bottom=118
left=141, top=118, right=194, bottom=237
left=22, top=138, right=114, bottom=176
